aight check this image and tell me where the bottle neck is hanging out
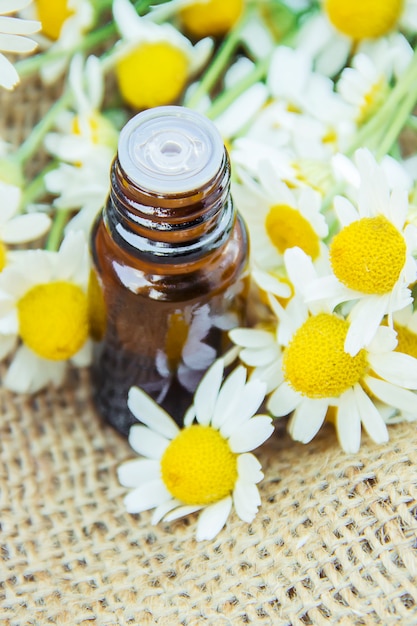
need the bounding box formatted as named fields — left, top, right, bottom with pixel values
left=105, top=149, right=234, bottom=264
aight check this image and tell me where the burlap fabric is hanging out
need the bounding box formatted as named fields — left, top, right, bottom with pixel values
left=1, top=78, right=417, bottom=626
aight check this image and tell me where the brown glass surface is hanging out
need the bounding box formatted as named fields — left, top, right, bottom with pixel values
left=90, top=151, right=248, bottom=434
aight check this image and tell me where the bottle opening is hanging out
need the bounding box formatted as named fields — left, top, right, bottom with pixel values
left=118, top=106, right=224, bottom=194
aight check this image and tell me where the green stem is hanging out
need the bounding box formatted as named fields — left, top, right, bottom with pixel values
left=15, top=22, right=117, bottom=78
left=346, top=48, right=417, bottom=156
left=184, top=13, right=249, bottom=109
left=20, top=161, right=58, bottom=208
left=376, top=85, right=417, bottom=159
left=45, top=209, right=71, bottom=252
left=204, top=3, right=304, bottom=120
left=206, top=55, right=270, bottom=119
left=14, top=89, right=72, bottom=166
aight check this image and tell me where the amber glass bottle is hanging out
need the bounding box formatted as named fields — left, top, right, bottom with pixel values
left=90, top=106, right=248, bottom=435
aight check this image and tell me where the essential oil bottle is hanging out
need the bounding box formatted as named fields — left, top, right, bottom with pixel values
left=90, top=106, right=248, bottom=435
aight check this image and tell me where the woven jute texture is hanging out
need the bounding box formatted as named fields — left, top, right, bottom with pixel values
left=1, top=78, right=417, bottom=626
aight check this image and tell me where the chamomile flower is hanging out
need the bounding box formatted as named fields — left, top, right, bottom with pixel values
left=260, top=248, right=417, bottom=453
left=268, top=46, right=353, bottom=125
left=296, top=0, right=417, bottom=76
left=305, top=148, right=417, bottom=356
left=336, top=34, right=413, bottom=124
left=44, top=55, right=117, bottom=235
left=0, top=0, right=40, bottom=90
left=232, top=161, right=328, bottom=271
left=0, top=179, right=51, bottom=270
left=0, top=231, right=92, bottom=393
left=109, top=0, right=212, bottom=110
left=118, top=358, right=273, bottom=541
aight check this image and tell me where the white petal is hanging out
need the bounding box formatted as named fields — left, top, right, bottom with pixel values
left=354, top=384, right=389, bottom=445
left=212, top=364, right=246, bottom=429
left=195, top=497, right=232, bottom=541
left=56, top=230, right=88, bottom=283
left=3, top=345, right=64, bottom=393
left=0, top=333, right=15, bottom=359
left=267, top=381, right=301, bottom=417
left=128, top=425, right=170, bottom=459
left=214, top=82, right=268, bottom=139
left=163, top=503, right=203, bottom=522
left=1, top=213, right=51, bottom=244
left=228, top=415, right=274, bottom=453
left=0, top=16, right=40, bottom=35
left=70, top=338, right=92, bottom=367
left=0, top=0, right=33, bottom=11
left=220, top=378, right=266, bottom=438
left=182, top=340, right=215, bottom=369
left=229, top=327, right=274, bottom=349
left=151, top=497, right=183, bottom=524
left=333, top=195, right=359, bottom=226
left=117, top=458, right=160, bottom=488
left=237, top=453, right=263, bottom=484
left=127, top=386, right=180, bottom=438
left=183, top=403, right=196, bottom=427
left=251, top=358, right=284, bottom=394
left=112, top=0, right=142, bottom=39
left=368, top=325, right=398, bottom=353
left=0, top=182, right=20, bottom=221
left=284, top=247, right=317, bottom=293
left=388, top=187, right=408, bottom=230
left=194, top=358, right=224, bottom=426
left=252, top=269, right=291, bottom=299
left=0, top=51, right=19, bottom=89
left=368, top=352, right=417, bottom=389
left=0, top=32, right=37, bottom=52
left=239, top=345, right=279, bottom=367
left=336, top=389, right=361, bottom=454
left=233, top=480, right=261, bottom=523
left=0, top=308, right=18, bottom=334
left=345, top=295, right=389, bottom=355
left=287, top=398, right=327, bottom=443
left=123, top=478, right=171, bottom=513
left=365, top=375, right=417, bottom=414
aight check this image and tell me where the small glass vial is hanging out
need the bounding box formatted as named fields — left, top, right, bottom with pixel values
left=90, top=106, right=248, bottom=435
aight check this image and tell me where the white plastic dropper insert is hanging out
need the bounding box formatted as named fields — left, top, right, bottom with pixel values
left=118, top=106, right=225, bottom=195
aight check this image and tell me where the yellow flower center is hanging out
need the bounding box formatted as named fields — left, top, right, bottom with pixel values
left=116, top=42, right=189, bottom=110
left=324, top=0, right=404, bottom=40
left=87, top=271, right=107, bottom=342
left=17, top=281, right=89, bottom=360
left=265, top=204, right=321, bottom=260
left=394, top=322, right=417, bottom=358
left=35, top=0, right=74, bottom=40
left=330, top=215, right=406, bottom=294
left=165, top=311, right=189, bottom=371
left=180, top=0, right=243, bottom=38
left=161, top=425, right=238, bottom=505
left=0, top=241, right=7, bottom=272
left=72, top=113, right=119, bottom=149
left=283, top=313, right=367, bottom=398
